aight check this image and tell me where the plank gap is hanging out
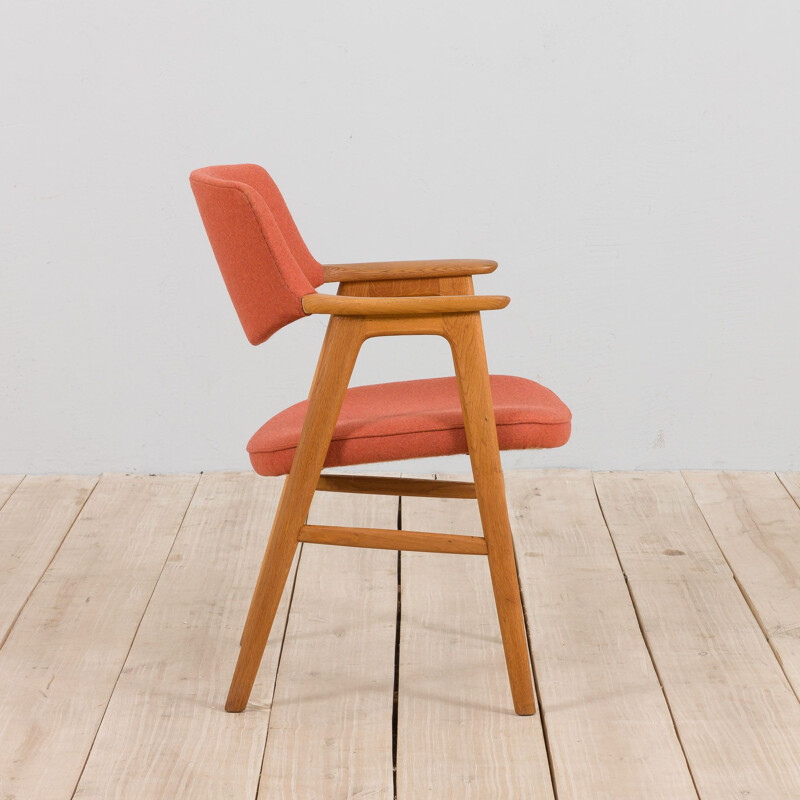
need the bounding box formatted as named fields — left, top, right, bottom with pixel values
left=391, top=548, right=401, bottom=800
left=397, top=472, right=555, bottom=798
left=0, top=475, right=99, bottom=652
left=391, top=494, right=402, bottom=800
left=0, top=475, right=25, bottom=513
left=1, top=473, right=199, bottom=799
left=777, top=472, right=800, bottom=514
left=68, top=475, right=201, bottom=800
left=591, top=473, right=702, bottom=800
left=257, top=486, right=397, bottom=797
left=594, top=471, right=800, bottom=797
left=519, top=588, right=560, bottom=800
left=684, top=470, right=800, bottom=706
left=731, top=568, right=800, bottom=704
left=71, top=473, right=293, bottom=799
left=255, top=541, right=306, bottom=800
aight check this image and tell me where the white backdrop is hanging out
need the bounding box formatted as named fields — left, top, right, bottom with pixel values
left=2, top=1, right=799, bottom=474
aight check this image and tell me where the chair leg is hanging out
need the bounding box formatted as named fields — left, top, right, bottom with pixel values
left=447, top=312, right=537, bottom=715
left=475, top=476, right=537, bottom=715
left=226, top=483, right=299, bottom=711
left=225, top=316, right=365, bottom=712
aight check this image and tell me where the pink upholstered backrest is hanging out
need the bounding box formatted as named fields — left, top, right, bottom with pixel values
left=190, top=164, right=323, bottom=344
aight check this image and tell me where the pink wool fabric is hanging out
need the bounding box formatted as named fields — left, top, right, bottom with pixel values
left=190, top=164, right=322, bottom=344
left=248, top=375, right=571, bottom=476
left=190, top=163, right=572, bottom=475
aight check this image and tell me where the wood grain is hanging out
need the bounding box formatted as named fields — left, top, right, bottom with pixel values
left=445, top=311, right=535, bottom=714
left=227, top=315, right=364, bottom=711
left=302, top=293, right=509, bottom=316
left=778, top=471, right=800, bottom=504
left=322, top=258, right=497, bottom=283
left=0, top=474, right=24, bottom=510
left=397, top=479, right=554, bottom=799
left=595, top=471, right=800, bottom=799
left=234, top=274, right=514, bottom=717
left=258, top=489, right=398, bottom=799
left=684, top=470, right=800, bottom=698
left=72, top=473, right=293, bottom=800
left=337, top=273, right=474, bottom=301
left=506, top=470, right=697, bottom=800
left=0, top=473, right=197, bottom=800
left=0, top=474, right=97, bottom=646
left=299, top=523, right=487, bottom=555
left=6, top=470, right=800, bottom=797
left=317, top=473, right=476, bottom=499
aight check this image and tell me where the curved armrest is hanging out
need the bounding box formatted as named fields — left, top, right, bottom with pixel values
left=302, top=293, right=509, bottom=317
left=321, top=259, right=497, bottom=283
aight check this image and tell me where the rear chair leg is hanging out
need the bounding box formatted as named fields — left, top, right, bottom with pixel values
left=447, top=311, right=537, bottom=715
left=226, top=316, right=364, bottom=712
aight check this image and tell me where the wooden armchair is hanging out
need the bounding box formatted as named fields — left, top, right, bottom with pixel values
left=190, top=165, right=571, bottom=716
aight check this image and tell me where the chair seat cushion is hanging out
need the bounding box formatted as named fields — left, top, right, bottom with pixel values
left=247, top=375, right=571, bottom=477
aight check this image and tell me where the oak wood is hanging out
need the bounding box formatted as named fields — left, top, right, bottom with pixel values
left=226, top=316, right=366, bottom=712
left=299, top=523, right=488, bottom=555
left=301, top=292, right=509, bottom=316
left=322, top=258, right=497, bottom=283
left=0, top=474, right=198, bottom=800
left=355, top=277, right=475, bottom=338
left=444, top=311, right=536, bottom=715
left=685, top=470, right=800, bottom=698
left=258, top=490, right=397, bottom=799
left=317, top=473, right=477, bottom=498
left=72, top=473, right=295, bottom=800
left=363, top=314, right=449, bottom=338
left=338, top=273, right=475, bottom=300
left=507, top=470, right=698, bottom=799
left=229, top=273, right=530, bottom=717
left=0, top=475, right=97, bottom=647
left=595, top=471, right=800, bottom=799
left=398, top=479, right=555, bottom=798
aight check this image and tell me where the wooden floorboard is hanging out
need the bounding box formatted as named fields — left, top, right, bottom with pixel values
left=396, top=476, right=555, bottom=800
left=4, top=470, right=800, bottom=799
left=0, top=474, right=197, bottom=800
left=258, top=489, right=398, bottom=799
left=0, top=474, right=24, bottom=510
left=0, top=474, right=97, bottom=646
left=72, top=473, right=293, bottom=800
left=778, top=472, right=800, bottom=506
left=684, top=471, right=800, bottom=700
left=594, top=471, right=800, bottom=799
left=506, top=470, right=698, bottom=800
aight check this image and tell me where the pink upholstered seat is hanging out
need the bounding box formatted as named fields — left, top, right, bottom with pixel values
left=248, top=375, right=571, bottom=476
left=190, top=164, right=572, bottom=478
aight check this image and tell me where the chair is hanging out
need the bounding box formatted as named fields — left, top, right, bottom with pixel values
left=190, top=164, right=571, bottom=716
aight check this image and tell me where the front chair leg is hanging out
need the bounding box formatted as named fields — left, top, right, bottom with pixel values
left=226, top=316, right=365, bottom=712
left=446, top=312, right=537, bottom=715
left=226, top=482, right=299, bottom=711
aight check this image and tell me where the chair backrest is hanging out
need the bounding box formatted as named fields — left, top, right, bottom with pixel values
left=190, top=164, right=324, bottom=344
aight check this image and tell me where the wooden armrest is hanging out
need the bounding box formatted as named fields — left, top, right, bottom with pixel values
left=302, top=293, right=509, bottom=317
left=321, top=259, right=497, bottom=283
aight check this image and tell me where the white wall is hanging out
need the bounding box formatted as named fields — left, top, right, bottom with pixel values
left=2, top=1, right=799, bottom=474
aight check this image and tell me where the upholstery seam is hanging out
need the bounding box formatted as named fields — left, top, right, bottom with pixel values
left=192, top=176, right=312, bottom=309
left=249, top=419, right=571, bottom=455
left=231, top=185, right=313, bottom=307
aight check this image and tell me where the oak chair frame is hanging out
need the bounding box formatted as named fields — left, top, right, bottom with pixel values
left=227, top=259, right=537, bottom=716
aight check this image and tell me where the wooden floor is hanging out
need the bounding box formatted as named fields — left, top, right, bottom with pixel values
left=1, top=471, right=800, bottom=798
